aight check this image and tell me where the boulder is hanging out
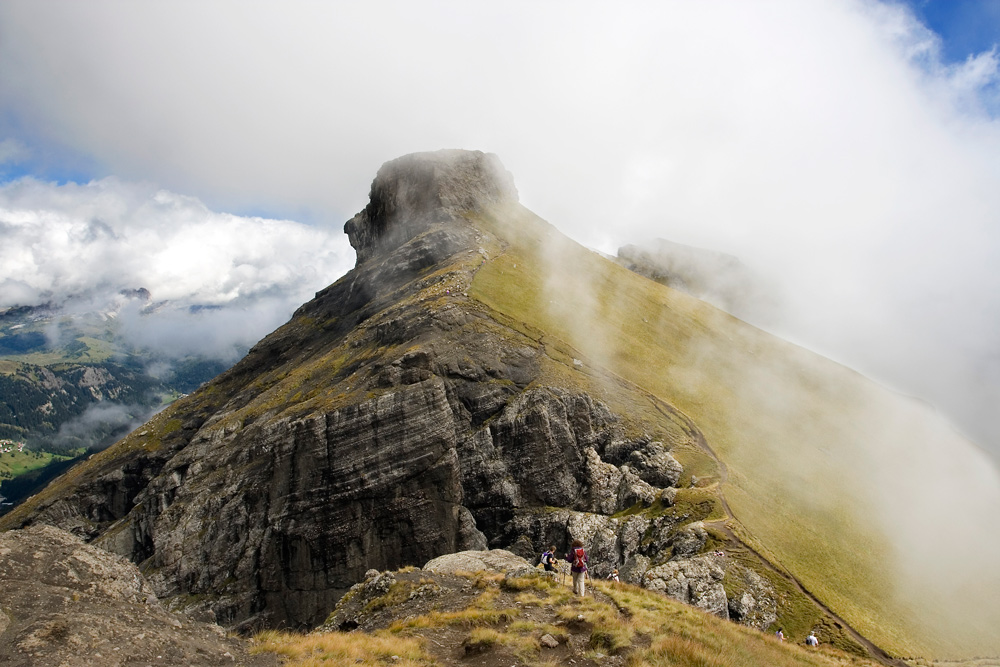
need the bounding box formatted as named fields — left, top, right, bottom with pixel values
left=644, top=554, right=729, bottom=620
left=725, top=563, right=778, bottom=630
left=423, top=549, right=531, bottom=575
left=669, top=521, right=708, bottom=560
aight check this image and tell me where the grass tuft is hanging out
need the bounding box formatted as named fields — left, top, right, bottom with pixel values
left=251, top=628, right=433, bottom=666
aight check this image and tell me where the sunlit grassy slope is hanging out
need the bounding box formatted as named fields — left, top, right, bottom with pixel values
left=468, top=204, right=1000, bottom=659
left=0, top=449, right=75, bottom=482
left=253, top=571, right=881, bottom=667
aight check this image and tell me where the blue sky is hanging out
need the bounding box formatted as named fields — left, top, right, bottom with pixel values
left=2, top=3, right=1000, bottom=648
left=902, top=0, right=1000, bottom=63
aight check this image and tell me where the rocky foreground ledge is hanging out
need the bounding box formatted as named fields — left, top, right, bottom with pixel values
left=0, top=525, right=276, bottom=667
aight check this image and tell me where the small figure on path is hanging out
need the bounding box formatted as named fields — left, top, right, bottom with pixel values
left=607, top=569, right=619, bottom=582
left=805, top=632, right=819, bottom=647
left=541, top=546, right=558, bottom=572
left=775, top=628, right=784, bottom=642
left=566, top=539, right=589, bottom=596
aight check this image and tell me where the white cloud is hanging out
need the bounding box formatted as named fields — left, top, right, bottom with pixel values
left=0, top=1, right=999, bottom=456
left=0, top=177, right=353, bottom=358
left=2, top=0, right=1000, bottom=646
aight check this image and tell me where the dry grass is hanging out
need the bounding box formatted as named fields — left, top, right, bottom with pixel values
left=253, top=571, right=885, bottom=667
left=465, top=625, right=540, bottom=661
left=592, top=581, right=879, bottom=667
left=388, top=588, right=519, bottom=631
left=250, top=629, right=434, bottom=666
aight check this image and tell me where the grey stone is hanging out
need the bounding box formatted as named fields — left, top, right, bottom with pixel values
left=669, top=522, right=708, bottom=560
left=725, top=563, right=778, bottom=630
left=423, top=549, right=532, bottom=574
left=644, top=555, right=729, bottom=620
left=0, top=525, right=258, bottom=666
left=345, top=150, right=517, bottom=266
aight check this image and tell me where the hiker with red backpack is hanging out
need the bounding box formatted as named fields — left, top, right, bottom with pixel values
left=566, top=539, right=589, bottom=596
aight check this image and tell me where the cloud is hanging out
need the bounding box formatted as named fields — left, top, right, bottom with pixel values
left=0, top=138, right=28, bottom=166
left=0, top=1, right=999, bottom=463
left=50, top=401, right=154, bottom=451
left=0, top=177, right=354, bottom=359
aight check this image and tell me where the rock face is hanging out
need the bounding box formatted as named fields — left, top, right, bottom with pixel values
left=0, top=525, right=273, bottom=667
left=423, top=549, right=532, bottom=575
left=644, top=554, right=729, bottom=619
left=2, top=150, right=773, bottom=632
left=345, top=150, right=517, bottom=265
left=725, top=563, right=778, bottom=631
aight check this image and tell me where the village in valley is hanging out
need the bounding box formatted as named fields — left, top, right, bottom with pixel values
left=0, top=440, right=26, bottom=454
left=0, top=440, right=30, bottom=506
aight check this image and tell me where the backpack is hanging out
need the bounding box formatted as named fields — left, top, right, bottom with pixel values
left=540, top=550, right=552, bottom=566
left=572, top=547, right=586, bottom=569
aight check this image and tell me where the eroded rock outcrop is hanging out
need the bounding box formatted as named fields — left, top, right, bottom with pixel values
left=644, top=553, right=729, bottom=619
left=346, top=150, right=517, bottom=265
left=423, top=549, right=532, bottom=575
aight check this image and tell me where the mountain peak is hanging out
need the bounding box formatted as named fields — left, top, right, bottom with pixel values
left=344, top=149, right=517, bottom=265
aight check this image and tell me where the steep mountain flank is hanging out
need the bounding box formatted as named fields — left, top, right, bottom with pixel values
left=3, top=150, right=998, bottom=662
left=0, top=151, right=726, bottom=631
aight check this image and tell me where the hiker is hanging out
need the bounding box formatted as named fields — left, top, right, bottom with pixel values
left=566, top=539, right=589, bottom=596
left=775, top=628, right=784, bottom=642
left=607, top=569, right=619, bottom=582
left=540, top=546, right=558, bottom=572
left=805, top=632, right=818, bottom=647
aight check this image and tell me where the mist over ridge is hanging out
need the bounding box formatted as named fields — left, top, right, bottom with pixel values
left=470, top=185, right=1000, bottom=655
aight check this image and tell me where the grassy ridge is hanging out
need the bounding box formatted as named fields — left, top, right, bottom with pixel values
left=252, top=572, right=881, bottom=667
left=467, top=204, right=1000, bottom=658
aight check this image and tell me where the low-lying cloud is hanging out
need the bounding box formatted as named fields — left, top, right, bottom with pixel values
left=51, top=401, right=155, bottom=451
left=0, top=177, right=354, bottom=360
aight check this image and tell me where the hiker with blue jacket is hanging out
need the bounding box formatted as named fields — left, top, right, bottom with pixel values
left=566, top=539, right=589, bottom=596
left=540, top=546, right=558, bottom=572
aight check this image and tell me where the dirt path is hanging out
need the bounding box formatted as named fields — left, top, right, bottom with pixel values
left=645, top=397, right=909, bottom=667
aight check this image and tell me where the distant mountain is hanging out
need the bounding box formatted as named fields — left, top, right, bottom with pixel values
left=615, top=238, right=777, bottom=324
left=3, top=150, right=997, bottom=662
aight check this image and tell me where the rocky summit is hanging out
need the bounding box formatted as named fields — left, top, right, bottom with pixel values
left=2, top=149, right=998, bottom=664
